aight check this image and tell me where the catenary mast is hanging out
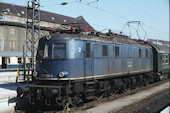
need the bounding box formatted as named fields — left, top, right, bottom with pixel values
left=24, top=0, right=40, bottom=81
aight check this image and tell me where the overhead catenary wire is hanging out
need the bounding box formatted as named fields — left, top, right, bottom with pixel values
left=43, top=1, right=77, bottom=7
left=78, top=1, right=134, bottom=35
left=129, top=0, right=168, bottom=28
left=25, top=0, right=168, bottom=39
left=78, top=1, right=131, bottom=21
left=87, top=0, right=99, bottom=5
left=35, top=0, right=168, bottom=37
left=77, top=1, right=168, bottom=37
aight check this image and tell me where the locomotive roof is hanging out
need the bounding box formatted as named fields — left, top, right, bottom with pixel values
left=41, top=34, right=151, bottom=48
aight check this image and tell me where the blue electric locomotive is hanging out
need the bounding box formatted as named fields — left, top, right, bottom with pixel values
left=18, top=33, right=158, bottom=106
left=35, top=34, right=153, bottom=80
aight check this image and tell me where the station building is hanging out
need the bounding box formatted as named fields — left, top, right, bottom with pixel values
left=0, top=2, right=95, bottom=70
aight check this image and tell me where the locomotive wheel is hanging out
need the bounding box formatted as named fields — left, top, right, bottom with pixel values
left=122, top=78, right=131, bottom=91
left=103, top=82, right=111, bottom=97
left=111, top=89, right=118, bottom=95
left=118, top=79, right=126, bottom=93
left=126, top=78, right=131, bottom=90
left=142, top=77, right=148, bottom=86
left=121, top=83, right=127, bottom=93
left=95, top=91, right=104, bottom=100
left=131, top=77, right=137, bottom=89
left=70, top=93, right=82, bottom=107
left=55, top=97, right=67, bottom=107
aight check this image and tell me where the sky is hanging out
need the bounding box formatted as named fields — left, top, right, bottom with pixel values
left=0, top=0, right=169, bottom=41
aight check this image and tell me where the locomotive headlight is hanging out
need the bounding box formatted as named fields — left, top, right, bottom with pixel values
left=58, top=71, right=68, bottom=78
left=33, top=71, right=38, bottom=77
left=59, top=72, right=64, bottom=78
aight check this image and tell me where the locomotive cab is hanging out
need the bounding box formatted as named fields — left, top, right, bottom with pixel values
left=35, top=34, right=85, bottom=80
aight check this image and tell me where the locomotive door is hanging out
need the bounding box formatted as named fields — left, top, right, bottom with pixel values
left=85, top=42, right=94, bottom=76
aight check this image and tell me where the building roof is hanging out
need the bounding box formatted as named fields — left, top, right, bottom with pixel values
left=0, top=2, right=95, bottom=32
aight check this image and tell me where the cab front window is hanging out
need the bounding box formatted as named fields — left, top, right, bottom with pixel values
left=37, top=43, right=44, bottom=59
left=53, top=43, right=66, bottom=59
left=44, top=44, right=52, bottom=58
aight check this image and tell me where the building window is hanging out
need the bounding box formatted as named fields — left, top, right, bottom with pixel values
left=21, top=11, right=25, bottom=15
left=18, top=58, right=22, bottom=63
left=139, top=49, right=142, bottom=57
left=115, top=46, right=120, bottom=57
left=103, top=45, right=107, bottom=57
left=29, top=58, right=32, bottom=64
left=0, top=14, right=4, bottom=19
left=51, top=17, right=54, bottom=20
left=9, top=28, right=15, bottom=35
left=9, top=40, right=16, bottom=51
left=8, top=57, right=10, bottom=64
left=64, top=19, right=67, bottom=23
left=86, top=43, right=90, bottom=58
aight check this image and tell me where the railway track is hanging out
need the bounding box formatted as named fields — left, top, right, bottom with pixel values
left=15, top=79, right=169, bottom=113
left=67, top=79, right=169, bottom=113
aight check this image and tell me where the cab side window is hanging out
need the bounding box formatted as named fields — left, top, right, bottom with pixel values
left=139, top=49, right=142, bottom=57
left=86, top=43, right=90, bottom=58
left=115, top=46, right=120, bottom=57
left=103, top=45, right=108, bottom=57
left=145, top=49, right=148, bottom=58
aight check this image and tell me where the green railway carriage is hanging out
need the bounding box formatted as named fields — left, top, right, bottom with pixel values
left=151, top=44, right=170, bottom=75
left=158, top=52, right=170, bottom=74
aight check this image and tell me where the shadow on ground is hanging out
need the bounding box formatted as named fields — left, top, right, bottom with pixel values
left=0, top=82, right=33, bottom=91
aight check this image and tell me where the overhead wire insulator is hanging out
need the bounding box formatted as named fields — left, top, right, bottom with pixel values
left=87, top=0, right=99, bottom=5
left=60, top=2, right=68, bottom=6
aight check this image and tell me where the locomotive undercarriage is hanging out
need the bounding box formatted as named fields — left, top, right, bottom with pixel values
left=17, top=72, right=162, bottom=107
